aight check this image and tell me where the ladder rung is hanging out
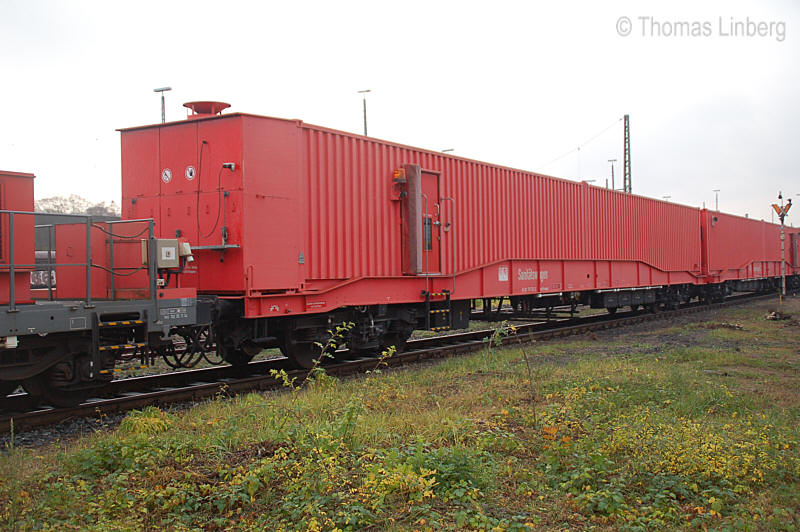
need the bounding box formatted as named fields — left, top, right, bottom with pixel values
left=98, top=342, right=147, bottom=352
left=99, top=320, right=144, bottom=327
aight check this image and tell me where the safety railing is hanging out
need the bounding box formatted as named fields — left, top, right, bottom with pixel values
left=0, top=210, right=157, bottom=311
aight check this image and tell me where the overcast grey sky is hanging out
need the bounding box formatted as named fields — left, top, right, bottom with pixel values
left=1, top=0, right=797, bottom=223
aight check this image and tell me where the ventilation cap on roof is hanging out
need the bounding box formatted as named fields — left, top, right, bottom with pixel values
left=183, top=101, right=231, bottom=119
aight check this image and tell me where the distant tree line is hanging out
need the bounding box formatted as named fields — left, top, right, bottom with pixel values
left=35, top=194, right=121, bottom=216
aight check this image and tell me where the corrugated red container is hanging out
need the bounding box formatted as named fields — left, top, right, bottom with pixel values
left=120, top=111, right=705, bottom=318
left=0, top=170, right=35, bottom=305
left=701, top=209, right=799, bottom=281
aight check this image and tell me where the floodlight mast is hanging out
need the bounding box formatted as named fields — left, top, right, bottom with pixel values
left=607, top=159, right=617, bottom=190
left=154, top=87, right=172, bottom=123
left=357, top=89, right=371, bottom=136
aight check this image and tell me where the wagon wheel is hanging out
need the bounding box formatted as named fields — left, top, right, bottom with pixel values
left=606, top=307, right=617, bottom=315
left=216, top=333, right=261, bottom=366
left=224, top=348, right=257, bottom=367
left=380, top=325, right=415, bottom=354
left=278, top=323, right=334, bottom=369
left=22, top=355, right=109, bottom=408
left=22, top=374, right=96, bottom=408
left=281, top=339, right=327, bottom=369
left=377, top=313, right=417, bottom=355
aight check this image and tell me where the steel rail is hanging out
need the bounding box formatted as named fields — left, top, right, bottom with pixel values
left=0, top=292, right=774, bottom=433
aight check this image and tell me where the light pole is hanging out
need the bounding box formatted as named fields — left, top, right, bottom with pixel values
left=358, top=89, right=370, bottom=136
left=712, top=189, right=720, bottom=211
left=153, top=87, right=172, bottom=124
left=772, top=192, right=793, bottom=305
left=607, top=159, right=617, bottom=190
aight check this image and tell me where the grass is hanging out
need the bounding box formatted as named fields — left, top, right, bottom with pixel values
left=1, top=297, right=799, bottom=530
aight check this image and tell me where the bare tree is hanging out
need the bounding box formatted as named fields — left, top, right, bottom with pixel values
left=86, top=201, right=121, bottom=217
left=35, top=195, right=120, bottom=216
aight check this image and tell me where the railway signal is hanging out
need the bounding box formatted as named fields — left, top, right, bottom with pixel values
left=773, top=193, right=793, bottom=303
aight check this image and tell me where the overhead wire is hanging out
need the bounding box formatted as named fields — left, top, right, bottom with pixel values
left=538, top=116, right=623, bottom=170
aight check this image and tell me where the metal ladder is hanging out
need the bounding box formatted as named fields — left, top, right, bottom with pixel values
left=90, top=313, right=148, bottom=377
left=422, top=289, right=451, bottom=332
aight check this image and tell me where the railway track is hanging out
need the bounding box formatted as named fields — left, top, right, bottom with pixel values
left=0, top=293, right=773, bottom=433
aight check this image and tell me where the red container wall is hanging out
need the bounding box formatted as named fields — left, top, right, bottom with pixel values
left=121, top=117, right=245, bottom=293
left=297, top=122, right=701, bottom=283
left=0, top=171, right=35, bottom=305
left=701, top=209, right=788, bottom=280
left=241, top=116, right=304, bottom=291
left=792, top=231, right=800, bottom=269
left=54, top=224, right=109, bottom=300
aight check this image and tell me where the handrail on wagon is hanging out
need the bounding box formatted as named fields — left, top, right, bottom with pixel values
left=2, top=209, right=157, bottom=311
left=33, top=223, right=55, bottom=301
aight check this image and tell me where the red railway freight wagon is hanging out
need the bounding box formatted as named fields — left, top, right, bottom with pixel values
left=118, top=102, right=712, bottom=367
left=701, top=209, right=800, bottom=287
left=119, top=103, right=704, bottom=315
